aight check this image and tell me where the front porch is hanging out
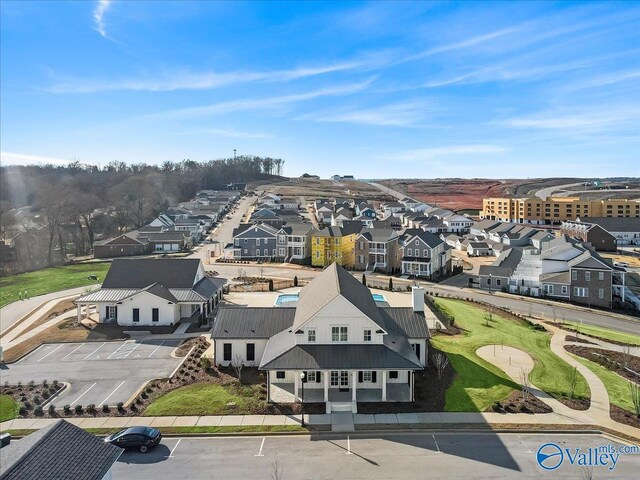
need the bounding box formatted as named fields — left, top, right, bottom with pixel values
left=270, top=383, right=411, bottom=403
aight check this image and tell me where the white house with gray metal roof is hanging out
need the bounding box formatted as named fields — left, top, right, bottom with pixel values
left=212, top=263, right=429, bottom=413
left=74, top=258, right=225, bottom=327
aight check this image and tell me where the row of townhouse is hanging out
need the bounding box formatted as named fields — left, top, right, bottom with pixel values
left=231, top=222, right=315, bottom=262
left=560, top=217, right=639, bottom=248
left=94, top=190, right=239, bottom=259
left=478, top=235, right=631, bottom=310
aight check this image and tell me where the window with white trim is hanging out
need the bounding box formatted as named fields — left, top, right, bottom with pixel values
left=598, top=288, right=604, bottom=299
left=544, top=284, right=554, bottom=295
left=308, top=329, right=316, bottom=342
left=561, top=285, right=568, bottom=294
left=571, top=270, right=577, bottom=281
left=573, top=287, right=588, bottom=297
left=363, top=329, right=371, bottom=342
left=362, top=371, right=372, bottom=382
left=585, top=271, right=591, bottom=282
left=598, top=272, right=604, bottom=281
left=256, top=238, right=261, bottom=246
left=306, top=371, right=317, bottom=382
left=331, top=326, right=348, bottom=342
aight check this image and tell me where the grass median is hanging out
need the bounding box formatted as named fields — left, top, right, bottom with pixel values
left=558, top=321, right=640, bottom=347
left=0, top=395, right=19, bottom=423
left=0, top=263, right=110, bottom=308
left=430, top=298, right=590, bottom=412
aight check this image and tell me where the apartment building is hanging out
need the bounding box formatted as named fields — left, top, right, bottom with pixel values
left=482, top=197, right=640, bottom=224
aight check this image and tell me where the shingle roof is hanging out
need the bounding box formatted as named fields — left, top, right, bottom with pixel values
left=358, top=228, right=397, bottom=243
left=101, top=258, right=201, bottom=289
left=213, top=307, right=296, bottom=338
left=0, top=419, right=122, bottom=480
left=576, top=216, right=640, bottom=232
left=291, top=263, right=387, bottom=332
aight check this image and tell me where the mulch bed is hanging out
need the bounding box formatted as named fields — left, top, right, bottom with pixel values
left=174, top=337, right=201, bottom=357
left=565, top=335, right=596, bottom=345
left=357, top=348, right=454, bottom=414
left=486, top=390, right=552, bottom=414
left=556, top=396, right=590, bottom=411
left=1, top=381, right=65, bottom=416
left=611, top=405, right=640, bottom=429
left=565, top=345, right=640, bottom=384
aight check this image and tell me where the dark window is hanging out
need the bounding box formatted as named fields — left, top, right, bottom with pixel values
left=246, top=343, right=255, bottom=362
left=316, top=371, right=321, bottom=383
left=276, top=371, right=285, bottom=379
left=152, top=308, right=159, bottom=322
left=223, top=343, right=232, bottom=361
left=389, top=371, right=398, bottom=379
left=133, top=308, right=139, bottom=323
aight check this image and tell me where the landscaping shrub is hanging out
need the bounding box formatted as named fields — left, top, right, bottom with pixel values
left=22, top=401, right=32, bottom=410
left=34, top=406, right=44, bottom=416
left=201, top=357, right=211, bottom=370
left=63, top=405, right=71, bottom=414
left=87, top=404, right=96, bottom=414
left=102, top=404, right=110, bottom=413
left=117, top=402, right=124, bottom=411
left=130, top=404, right=137, bottom=411
left=48, top=404, right=56, bottom=415
left=42, top=380, right=48, bottom=387
left=28, top=380, right=35, bottom=387
left=53, top=380, right=59, bottom=388
left=18, top=406, right=28, bottom=416
left=74, top=405, right=83, bottom=414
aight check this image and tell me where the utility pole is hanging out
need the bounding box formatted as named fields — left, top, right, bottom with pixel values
left=233, top=149, right=237, bottom=160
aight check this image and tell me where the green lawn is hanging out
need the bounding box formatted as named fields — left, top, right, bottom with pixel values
left=430, top=298, right=590, bottom=412
left=559, top=321, right=640, bottom=347
left=0, top=395, right=18, bottom=423
left=144, top=382, right=265, bottom=416
left=0, top=263, right=110, bottom=308
left=570, top=354, right=637, bottom=413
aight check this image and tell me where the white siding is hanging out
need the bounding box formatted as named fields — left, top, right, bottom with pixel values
left=214, top=339, right=268, bottom=367
left=116, top=291, right=179, bottom=326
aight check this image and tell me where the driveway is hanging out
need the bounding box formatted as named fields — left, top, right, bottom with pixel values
left=1, top=339, right=183, bottom=407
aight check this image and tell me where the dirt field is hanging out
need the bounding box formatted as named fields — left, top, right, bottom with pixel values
left=259, top=178, right=395, bottom=202
left=380, top=178, right=589, bottom=211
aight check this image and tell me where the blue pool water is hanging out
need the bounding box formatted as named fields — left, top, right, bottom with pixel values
left=275, top=292, right=387, bottom=306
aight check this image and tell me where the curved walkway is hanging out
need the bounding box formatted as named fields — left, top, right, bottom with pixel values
left=476, top=323, right=640, bottom=439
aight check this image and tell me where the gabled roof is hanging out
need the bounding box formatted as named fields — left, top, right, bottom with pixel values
left=101, top=258, right=201, bottom=289
left=0, top=419, right=122, bottom=480
left=291, top=263, right=387, bottom=332
left=278, top=223, right=313, bottom=236
left=358, top=228, right=397, bottom=243
left=401, top=229, right=445, bottom=248
left=95, top=234, right=145, bottom=246
left=469, top=242, right=490, bottom=249
left=575, top=216, right=640, bottom=232
left=122, top=282, right=178, bottom=303
left=233, top=223, right=279, bottom=237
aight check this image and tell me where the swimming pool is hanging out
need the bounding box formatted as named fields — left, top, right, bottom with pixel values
left=274, top=293, right=300, bottom=306
left=275, top=292, right=387, bottom=306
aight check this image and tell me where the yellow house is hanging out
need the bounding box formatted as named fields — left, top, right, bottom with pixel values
left=311, top=226, right=357, bottom=267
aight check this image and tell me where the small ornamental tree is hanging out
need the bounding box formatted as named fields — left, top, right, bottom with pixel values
left=362, top=273, right=366, bottom=285
left=293, top=276, right=298, bottom=287
left=388, top=277, right=393, bottom=291
left=268, top=279, right=274, bottom=291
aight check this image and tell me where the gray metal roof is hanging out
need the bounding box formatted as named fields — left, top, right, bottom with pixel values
left=576, top=216, right=640, bottom=232
left=76, top=288, right=139, bottom=303
left=260, top=331, right=421, bottom=370
left=0, top=419, right=122, bottom=480
left=102, top=258, right=201, bottom=289
left=213, top=307, right=295, bottom=338
left=291, top=263, right=387, bottom=332
left=380, top=308, right=430, bottom=338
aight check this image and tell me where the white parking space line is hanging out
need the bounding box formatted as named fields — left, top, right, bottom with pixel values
left=36, top=344, right=64, bottom=362
left=106, top=342, right=131, bottom=359
left=84, top=342, right=106, bottom=360
left=167, top=439, right=181, bottom=458
left=122, top=342, right=141, bottom=359
left=70, top=382, right=97, bottom=405
left=147, top=341, right=166, bottom=358
left=60, top=344, right=84, bottom=361
left=432, top=434, right=441, bottom=454
left=255, top=437, right=266, bottom=457
left=99, top=381, right=126, bottom=406
left=346, top=436, right=352, bottom=455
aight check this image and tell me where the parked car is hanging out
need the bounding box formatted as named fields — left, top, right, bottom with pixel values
left=104, top=426, right=161, bottom=453
left=614, top=262, right=629, bottom=268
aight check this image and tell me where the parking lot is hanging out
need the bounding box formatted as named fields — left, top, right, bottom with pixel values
left=1, top=339, right=184, bottom=407
left=112, top=432, right=640, bottom=479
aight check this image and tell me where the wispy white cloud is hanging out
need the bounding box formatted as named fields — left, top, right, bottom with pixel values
left=296, top=101, right=429, bottom=127
left=502, top=107, right=639, bottom=131
left=93, top=0, right=112, bottom=38
left=178, top=128, right=273, bottom=139
left=381, top=145, right=507, bottom=162
left=1, top=151, right=72, bottom=166
left=564, top=69, right=640, bottom=91
left=49, top=62, right=363, bottom=93
left=142, top=78, right=375, bottom=120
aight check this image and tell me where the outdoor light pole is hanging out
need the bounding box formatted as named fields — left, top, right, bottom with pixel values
left=300, top=372, right=306, bottom=427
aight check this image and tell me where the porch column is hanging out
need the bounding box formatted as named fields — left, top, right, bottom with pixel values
left=294, top=372, right=299, bottom=402
left=382, top=370, right=387, bottom=401
left=266, top=372, right=271, bottom=403
left=324, top=371, right=329, bottom=402
left=352, top=371, right=357, bottom=401
left=410, top=371, right=414, bottom=402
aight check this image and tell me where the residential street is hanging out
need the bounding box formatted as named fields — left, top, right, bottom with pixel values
left=111, top=432, right=640, bottom=479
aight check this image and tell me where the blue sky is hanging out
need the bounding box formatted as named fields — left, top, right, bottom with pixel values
left=1, top=1, right=639, bottom=178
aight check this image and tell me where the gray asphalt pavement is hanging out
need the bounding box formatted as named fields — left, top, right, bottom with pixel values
left=112, top=432, right=640, bottom=479
left=1, top=339, right=183, bottom=407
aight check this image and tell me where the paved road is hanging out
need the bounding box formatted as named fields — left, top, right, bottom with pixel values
left=1, top=339, right=182, bottom=407
left=188, top=195, right=255, bottom=264
left=112, top=432, right=639, bottom=479
left=0, top=286, right=95, bottom=334
left=535, top=181, right=588, bottom=200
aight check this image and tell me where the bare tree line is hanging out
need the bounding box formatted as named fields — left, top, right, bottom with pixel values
left=0, top=156, right=283, bottom=274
